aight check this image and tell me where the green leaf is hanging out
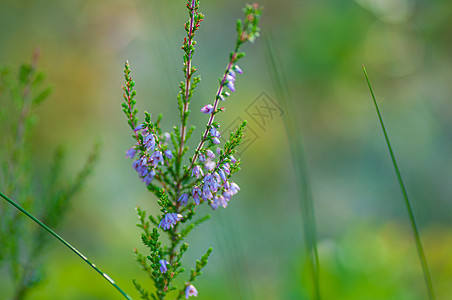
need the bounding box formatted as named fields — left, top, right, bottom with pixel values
left=18, top=63, right=32, bottom=84
left=32, top=86, right=53, bottom=105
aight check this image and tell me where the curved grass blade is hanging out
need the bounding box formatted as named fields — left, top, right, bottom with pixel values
left=0, top=190, right=133, bottom=300
left=362, top=66, right=435, bottom=300
left=265, top=34, right=321, bottom=300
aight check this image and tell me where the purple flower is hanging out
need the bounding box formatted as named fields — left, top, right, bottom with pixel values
left=144, top=134, right=155, bottom=150
left=211, top=195, right=228, bottom=210
left=142, top=170, right=155, bottom=185
left=159, top=213, right=183, bottom=231
left=139, top=166, right=149, bottom=177
left=228, top=69, right=236, bottom=79
left=185, top=284, right=198, bottom=299
left=133, top=156, right=150, bottom=177
left=230, top=155, right=237, bottom=164
left=213, top=172, right=221, bottom=183
left=200, top=104, right=214, bottom=114
left=234, top=65, right=243, bottom=74
left=198, top=153, right=206, bottom=163
left=204, top=174, right=214, bottom=186
left=210, top=128, right=221, bottom=144
left=134, top=124, right=143, bottom=132
left=139, top=167, right=149, bottom=178
left=223, top=163, right=230, bottom=175
left=205, top=173, right=221, bottom=192
left=230, top=182, right=240, bottom=195
left=191, top=165, right=204, bottom=179
left=210, top=127, right=220, bottom=138
left=227, top=82, right=235, bottom=92
left=202, top=185, right=213, bottom=201
left=150, top=151, right=163, bottom=167
left=223, top=181, right=230, bottom=190
left=132, top=159, right=140, bottom=170
left=220, top=196, right=229, bottom=208
left=192, top=186, right=201, bottom=205
left=159, top=259, right=169, bottom=273
left=218, top=169, right=226, bottom=182
left=164, top=149, right=173, bottom=160
left=163, top=132, right=171, bottom=144
left=206, top=149, right=215, bottom=159
left=223, top=181, right=240, bottom=200
left=218, top=94, right=225, bottom=101
left=223, top=190, right=233, bottom=200
left=178, top=193, right=188, bottom=206
left=204, top=160, right=215, bottom=171
left=210, top=198, right=220, bottom=210
left=226, top=74, right=235, bottom=92
left=126, top=147, right=137, bottom=159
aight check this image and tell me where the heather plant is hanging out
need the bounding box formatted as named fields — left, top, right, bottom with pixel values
left=0, top=51, right=99, bottom=300
left=121, top=1, right=262, bottom=299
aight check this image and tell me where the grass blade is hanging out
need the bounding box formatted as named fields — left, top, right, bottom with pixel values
left=265, top=34, right=321, bottom=300
left=0, top=190, right=133, bottom=300
left=362, top=65, right=435, bottom=300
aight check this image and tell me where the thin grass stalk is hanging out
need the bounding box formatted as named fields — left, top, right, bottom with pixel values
left=362, top=65, right=435, bottom=300
left=0, top=191, right=133, bottom=300
left=265, top=34, right=321, bottom=300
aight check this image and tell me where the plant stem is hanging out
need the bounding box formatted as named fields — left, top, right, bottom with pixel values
left=0, top=191, right=133, bottom=300
left=188, top=53, right=236, bottom=172
left=124, top=73, right=168, bottom=191
left=186, top=28, right=249, bottom=178
left=178, top=0, right=197, bottom=160
left=265, top=34, right=321, bottom=300
left=6, top=48, right=40, bottom=198
left=363, top=65, right=435, bottom=300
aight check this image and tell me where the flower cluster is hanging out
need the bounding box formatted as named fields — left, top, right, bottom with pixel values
left=159, top=259, right=170, bottom=274
left=123, top=1, right=262, bottom=299
left=159, top=212, right=183, bottom=230
left=226, top=65, right=242, bottom=92
left=191, top=149, right=240, bottom=210
left=126, top=124, right=168, bottom=186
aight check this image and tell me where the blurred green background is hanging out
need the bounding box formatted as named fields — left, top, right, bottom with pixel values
left=1, top=0, right=452, bottom=299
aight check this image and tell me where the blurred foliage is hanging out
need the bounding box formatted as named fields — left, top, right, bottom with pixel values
left=292, top=223, right=452, bottom=300
left=0, top=53, right=100, bottom=299
left=1, top=0, right=452, bottom=299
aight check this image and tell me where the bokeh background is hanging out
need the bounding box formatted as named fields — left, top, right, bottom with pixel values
left=1, top=0, right=452, bottom=299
